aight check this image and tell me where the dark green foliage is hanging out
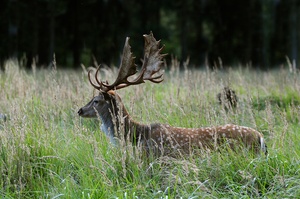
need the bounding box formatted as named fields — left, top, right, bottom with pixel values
left=252, top=90, right=300, bottom=110
left=0, top=0, right=299, bottom=68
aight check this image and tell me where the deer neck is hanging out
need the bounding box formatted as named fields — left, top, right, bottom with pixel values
left=98, top=104, right=117, bottom=145
left=122, top=107, right=150, bottom=145
left=100, top=97, right=150, bottom=145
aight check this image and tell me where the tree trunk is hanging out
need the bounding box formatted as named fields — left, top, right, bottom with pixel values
left=289, top=0, right=298, bottom=65
left=178, top=1, right=188, bottom=68
left=261, top=0, right=275, bottom=68
left=49, top=13, right=55, bottom=65
left=71, top=0, right=80, bottom=67
left=8, top=0, right=19, bottom=58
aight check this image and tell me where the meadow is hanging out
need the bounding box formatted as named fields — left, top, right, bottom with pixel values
left=0, top=59, right=300, bottom=198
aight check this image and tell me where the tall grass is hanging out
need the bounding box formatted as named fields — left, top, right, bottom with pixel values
left=0, top=59, right=300, bottom=198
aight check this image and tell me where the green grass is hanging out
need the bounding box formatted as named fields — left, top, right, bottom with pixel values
left=1, top=59, right=300, bottom=198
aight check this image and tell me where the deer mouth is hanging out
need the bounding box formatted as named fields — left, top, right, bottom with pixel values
left=78, top=108, right=84, bottom=116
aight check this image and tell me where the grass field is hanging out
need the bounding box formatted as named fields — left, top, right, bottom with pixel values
left=0, top=59, right=300, bottom=198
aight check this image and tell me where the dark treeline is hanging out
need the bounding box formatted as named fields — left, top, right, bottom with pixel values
left=1, top=0, right=300, bottom=69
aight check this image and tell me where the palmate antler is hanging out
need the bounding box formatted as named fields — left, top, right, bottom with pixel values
left=88, top=32, right=166, bottom=92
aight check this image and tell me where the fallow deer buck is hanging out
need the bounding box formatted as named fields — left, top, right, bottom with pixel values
left=78, top=32, right=267, bottom=156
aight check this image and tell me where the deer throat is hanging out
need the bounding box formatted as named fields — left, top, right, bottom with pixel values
left=99, top=111, right=117, bottom=145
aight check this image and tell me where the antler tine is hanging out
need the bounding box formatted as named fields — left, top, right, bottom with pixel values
left=88, top=67, right=102, bottom=90
left=148, top=73, right=164, bottom=83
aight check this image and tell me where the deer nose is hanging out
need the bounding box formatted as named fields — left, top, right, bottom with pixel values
left=78, top=108, right=83, bottom=116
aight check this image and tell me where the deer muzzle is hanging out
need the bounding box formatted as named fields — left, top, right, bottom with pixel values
left=78, top=108, right=84, bottom=116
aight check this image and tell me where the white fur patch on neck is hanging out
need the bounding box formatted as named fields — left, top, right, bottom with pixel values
left=101, top=123, right=116, bottom=145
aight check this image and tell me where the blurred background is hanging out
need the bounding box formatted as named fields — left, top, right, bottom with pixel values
left=0, top=0, right=299, bottom=69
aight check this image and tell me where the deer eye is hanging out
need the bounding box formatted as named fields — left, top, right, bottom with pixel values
left=93, top=100, right=99, bottom=105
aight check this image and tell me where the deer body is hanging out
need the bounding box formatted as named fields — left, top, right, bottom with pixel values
left=78, top=91, right=267, bottom=156
left=78, top=32, right=267, bottom=156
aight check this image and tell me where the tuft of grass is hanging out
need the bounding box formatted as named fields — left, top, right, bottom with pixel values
left=0, top=59, right=300, bottom=198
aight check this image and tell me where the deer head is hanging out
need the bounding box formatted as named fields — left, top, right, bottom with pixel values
left=78, top=31, right=165, bottom=115
left=78, top=32, right=166, bottom=145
